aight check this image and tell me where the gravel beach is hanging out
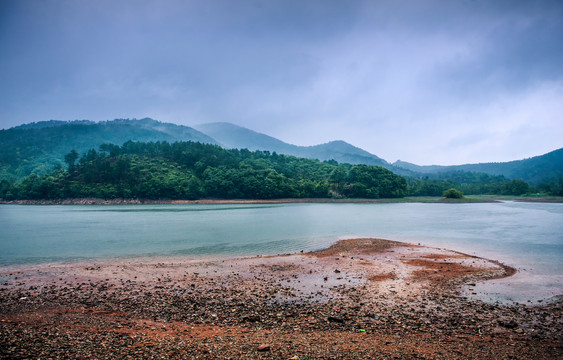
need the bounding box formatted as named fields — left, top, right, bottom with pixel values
left=1, top=238, right=561, bottom=359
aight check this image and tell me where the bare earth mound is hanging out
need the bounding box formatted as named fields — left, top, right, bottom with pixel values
left=1, top=238, right=561, bottom=359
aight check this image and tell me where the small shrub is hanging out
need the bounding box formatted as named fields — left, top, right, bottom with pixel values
left=443, top=188, right=464, bottom=199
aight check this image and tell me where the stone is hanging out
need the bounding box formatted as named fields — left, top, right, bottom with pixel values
left=328, top=316, right=344, bottom=323
left=498, top=318, right=518, bottom=329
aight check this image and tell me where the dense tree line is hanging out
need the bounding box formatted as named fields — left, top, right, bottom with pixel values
left=1, top=140, right=557, bottom=201
left=394, top=148, right=563, bottom=185
left=0, top=141, right=408, bottom=200
left=406, top=171, right=537, bottom=196
left=535, top=179, right=563, bottom=196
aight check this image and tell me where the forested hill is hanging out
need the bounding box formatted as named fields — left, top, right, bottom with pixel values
left=393, top=147, right=563, bottom=185
left=191, top=122, right=563, bottom=185
left=2, top=118, right=561, bottom=189
left=0, top=141, right=408, bottom=200
left=1, top=119, right=391, bottom=182
left=194, top=122, right=389, bottom=167
left=0, top=118, right=215, bottom=181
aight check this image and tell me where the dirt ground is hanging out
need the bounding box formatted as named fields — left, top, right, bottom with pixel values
left=1, top=238, right=562, bottom=359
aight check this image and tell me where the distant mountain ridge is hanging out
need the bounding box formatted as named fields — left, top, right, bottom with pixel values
left=193, top=122, right=563, bottom=184
left=1, top=118, right=561, bottom=185
left=194, top=122, right=388, bottom=167
left=393, top=148, right=563, bottom=184
left=11, top=118, right=215, bottom=144
left=13, top=120, right=96, bottom=129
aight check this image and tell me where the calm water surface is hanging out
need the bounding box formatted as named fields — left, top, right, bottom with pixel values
left=1, top=202, right=562, bottom=303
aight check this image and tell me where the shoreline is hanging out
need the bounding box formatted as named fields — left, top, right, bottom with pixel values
left=2, top=195, right=562, bottom=205
left=1, top=238, right=561, bottom=359
left=0, top=196, right=486, bottom=205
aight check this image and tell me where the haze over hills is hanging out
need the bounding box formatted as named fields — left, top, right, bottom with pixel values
left=12, top=118, right=215, bottom=144
left=0, top=118, right=215, bottom=180
left=195, top=122, right=563, bottom=184
left=194, top=122, right=388, bottom=167
left=1, top=118, right=561, bottom=185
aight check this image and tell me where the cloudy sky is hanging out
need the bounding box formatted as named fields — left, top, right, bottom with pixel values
left=1, top=0, right=562, bottom=165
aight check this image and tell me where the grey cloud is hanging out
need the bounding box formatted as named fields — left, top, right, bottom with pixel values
left=0, top=0, right=561, bottom=165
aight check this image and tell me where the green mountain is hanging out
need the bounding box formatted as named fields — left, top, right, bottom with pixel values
left=193, top=122, right=562, bottom=188
left=393, top=147, right=563, bottom=185
left=0, top=118, right=215, bottom=181
left=2, top=117, right=561, bottom=189
left=194, top=122, right=388, bottom=167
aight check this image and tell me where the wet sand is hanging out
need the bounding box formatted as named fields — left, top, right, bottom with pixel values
left=1, top=238, right=562, bottom=359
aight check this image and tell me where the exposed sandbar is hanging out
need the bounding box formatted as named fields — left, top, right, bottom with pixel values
left=1, top=238, right=561, bottom=359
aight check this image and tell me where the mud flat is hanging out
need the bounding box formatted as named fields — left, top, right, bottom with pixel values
left=1, top=238, right=561, bottom=359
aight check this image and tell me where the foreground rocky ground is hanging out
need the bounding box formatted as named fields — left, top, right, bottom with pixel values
left=1, top=238, right=562, bottom=359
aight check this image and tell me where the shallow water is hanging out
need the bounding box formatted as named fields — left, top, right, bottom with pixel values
left=1, top=201, right=561, bottom=303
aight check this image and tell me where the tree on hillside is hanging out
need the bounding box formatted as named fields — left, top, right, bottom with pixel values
left=64, top=149, right=79, bottom=170
left=343, top=164, right=407, bottom=198
left=502, top=179, right=529, bottom=195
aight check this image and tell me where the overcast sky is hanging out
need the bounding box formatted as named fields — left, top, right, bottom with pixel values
left=1, top=0, right=562, bottom=165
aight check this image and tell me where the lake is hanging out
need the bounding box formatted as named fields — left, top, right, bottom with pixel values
left=1, top=201, right=562, bottom=304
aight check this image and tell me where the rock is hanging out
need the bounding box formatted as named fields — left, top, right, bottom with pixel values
left=256, top=344, right=271, bottom=351
left=491, top=326, right=507, bottom=335
left=334, top=269, right=341, bottom=273
left=242, top=315, right=261, bottom=323
left=498, top=318, right=518, bottom=329
left=328, top=316, right=344, bottom=323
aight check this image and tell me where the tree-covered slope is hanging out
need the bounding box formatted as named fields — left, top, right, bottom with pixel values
left=393, top=148, right=563, bottom=185
left=0, top=141, right=408, bottom=200
left=0, top=118, right=216, bottom=181
left=195, top=122, right=388, bottom=167
left=2, top=118, right=560, bottom=190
